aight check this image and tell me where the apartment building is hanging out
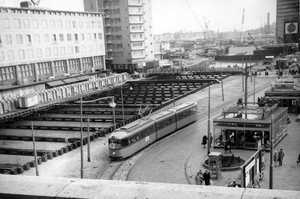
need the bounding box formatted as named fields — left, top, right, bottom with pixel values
left=276, top=0, right=299, bottom=43
left=84, top=0, right=155, bottom=73
left=0, top=4, right=106, bottom=86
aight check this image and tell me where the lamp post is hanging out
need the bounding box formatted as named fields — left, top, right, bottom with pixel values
left=78, top=96, right=116, bottom=178
left=269, top=114, right=274, bottom=189
left=109, top=99, right=117, bottom=130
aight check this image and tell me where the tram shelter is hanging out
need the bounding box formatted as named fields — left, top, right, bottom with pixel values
left=213, top=103, right=288, bottom=151
left=264, top=79, right=300, bottom=113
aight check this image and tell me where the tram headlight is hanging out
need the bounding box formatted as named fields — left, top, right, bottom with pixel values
left=113, top=152, right=115, bottom=155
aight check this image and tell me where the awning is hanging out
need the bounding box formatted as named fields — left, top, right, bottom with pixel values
left=62, top=78, right=80, bottom=84
left=46, top=80, right=66, bottom=87
left=76, top=75, right=90, bottom=81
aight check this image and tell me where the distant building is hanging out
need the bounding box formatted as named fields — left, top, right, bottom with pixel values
left=84, top=0, right=155, bottom=73
left=0, top=3, right=105, bottom=86
left=276, top=0, right=300, bottom=43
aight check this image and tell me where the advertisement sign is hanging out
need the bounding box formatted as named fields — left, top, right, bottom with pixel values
left=285, top=22, right=298, bottom=34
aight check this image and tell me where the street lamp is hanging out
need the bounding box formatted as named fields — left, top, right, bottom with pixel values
left=109, top=99, right=117, bottom=130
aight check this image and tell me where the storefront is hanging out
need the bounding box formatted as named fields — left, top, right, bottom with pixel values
left=213, top=104, right=288, bottom=151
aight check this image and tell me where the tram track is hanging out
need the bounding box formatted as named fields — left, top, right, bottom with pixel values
left=96, top=160, right=125, bottom=180
left=123, top=78, right=273, bottom=184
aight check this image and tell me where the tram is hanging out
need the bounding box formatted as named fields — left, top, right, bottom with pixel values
left=108, top=102, right=197, bottom=159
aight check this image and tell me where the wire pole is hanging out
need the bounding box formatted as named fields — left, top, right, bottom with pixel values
left=121, top=86, right=125, bottom=124
left=31, top=121, right=39, bottom=176
left=87, top=115, right=91, bottom=162
left=80, top=96, right=84, bottom=178
left=221, top=72, right=224, bottom=101
left=207, top=86, right=211, bottom=155
left=253, top=75, right=256, bottom=103
left=269, top=114, right=274, bottom=189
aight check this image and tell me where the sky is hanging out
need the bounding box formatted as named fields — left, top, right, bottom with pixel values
left=0, top=0, right=277, bottom=35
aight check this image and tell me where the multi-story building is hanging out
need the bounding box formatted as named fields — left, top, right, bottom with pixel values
left=84, top=0, right=155, bottom=73
left=0, top=3, right=106, bottom=87
left=276, top=0, right=300, bottom=43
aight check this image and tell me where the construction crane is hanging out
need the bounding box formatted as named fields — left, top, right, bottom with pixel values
left=248, top=33, right=264, bottom=60
left=204, top=17, right=209, bottom=40
left=240, top=8, right=245, bottom=43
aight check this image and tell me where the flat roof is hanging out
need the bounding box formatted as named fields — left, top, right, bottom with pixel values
left=213, top=107, right=288, bottom=124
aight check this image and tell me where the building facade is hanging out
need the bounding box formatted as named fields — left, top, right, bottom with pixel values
left=276, top=0, right=300, bottom=43
left=0, top=5, right=106, bottom=87
left=84, top=0, right=155, bottom=73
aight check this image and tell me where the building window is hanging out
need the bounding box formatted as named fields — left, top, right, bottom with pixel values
left=79, top=21, right=83, bottom=29
left=0, top=36, right=2, bottom=46
left=67, top=34, right=72, bottom=41
left=3, top=18, right=10, bottom=29
left=72, top=21, right=77, bottom=28
left=59, top=34, right=64, bottom=42
left=8, top=50, right=14, bottom=60
left=57, top=20, right=63, bottom=28
left=52, top=34, right=57, bottom=43
left=117, top=52, right=123, bottom=57
left=86, top=21, right=90, bottom=29
left=82, top=45, right=86, bottom=53
left=112, top=0, right=119, bottom=5
left=68, top=46, right=73, bottom=54
left=99, top=44, right=104, bottom=52
left=53, top=47, right=58, bottom=56
left=36, top=48, right=42, bottom=57
left=115, top=35, right=122, bottom=40
left=74, top=34, right=78, bottom=42
left=33, top=19, right=39, bottom=29
left=27, top=49, right=34, bottom=58
left=116, top=43, right=123, bottom=48
left=60, top=47, right=66, bottom=55
left=88, top=45, right=92, bottom=52
left=94, top=44, right=98, bottom=52
left=66, top=20, right=71, bottom=28
left=98, top=33, right=102, bottom=40
left=94, top=33, right=97, bottom=40
left=23, top=19, right=30, bottom=29
left=16, top=34, right=23, bottom=44
left=18, top=49, right=25, bottom=59
left=44, top=34, right=49, bottom=43
left=81, top=33, right=85, bottom=41
left=50, top=20, right=55, bottom=29
left=42, top=20, right=47, bottom=29
left=14, top=19, right=21, bottom=29
left=97, top=21, right=102, bottom=29
left=87, top=33, right=91, bottom=41
left=34, top=34, right=40, bottom=43
left=75, top=46, right=79, bottom=53
left=5, top=35, right=12, bottom=45
left=45, top=47, right=51, bottom=57
left=113, top=18, right=121, bottom=23
left=0, top=51, right=5, bottom=61
left=26, top=35, right=32, bottom=45
left=91, top=21, right=96, bottom=28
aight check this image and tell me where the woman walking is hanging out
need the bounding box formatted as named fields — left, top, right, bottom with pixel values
left=202, top=135, right=208, bottom=148
left=274, top=150, right=278, bottom=167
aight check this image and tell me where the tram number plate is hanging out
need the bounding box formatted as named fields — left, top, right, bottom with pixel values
left=145, top=136, right=149, bottom=142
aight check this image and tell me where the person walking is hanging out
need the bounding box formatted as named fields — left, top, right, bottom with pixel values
left=202, top=135, right=208, bottom=148
left=203, top=170, right=211, bottom=186
left=278, top=149, right=284, bottom=166
left=195, top=172, right=201, bottom=185
left=273, top=150, right=278, bottom=167
left=297, top=154, right=300, bottom=164
left=199, top=170, right=203, bottom=185
left=210, top=133, right=213, bottom=148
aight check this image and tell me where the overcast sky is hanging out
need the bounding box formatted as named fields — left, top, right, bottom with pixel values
left=1, top=0, right=276, bottom=35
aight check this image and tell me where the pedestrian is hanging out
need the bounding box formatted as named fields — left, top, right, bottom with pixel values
left=210, top=133, right=213, bottom=148
left=195, top=172, right=201, bottom=185
left=199, top=170, right=203, bottom=185
left=203, top=170, right=211, bottom=186
left=297, top=154, right=300, bottom=164
left=202, top=135, right=208, bottom=148
left=278, top=149, right=284, bottom=166
left=274, top=150, right=278, bottom=167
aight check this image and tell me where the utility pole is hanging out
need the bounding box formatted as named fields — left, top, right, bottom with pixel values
left=207, top=86, right=211, bottom=155
left=269, top=114, right=274, bottom=189
left=245, top=63, right=248, bottom=105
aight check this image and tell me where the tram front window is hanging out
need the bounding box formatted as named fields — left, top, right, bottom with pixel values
left=109, top=139, right=121, bottom=149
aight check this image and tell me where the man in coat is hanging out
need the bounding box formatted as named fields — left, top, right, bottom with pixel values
left=278, top=149, right=284, bottom=166
left=203, top=170, right=211, bottom=186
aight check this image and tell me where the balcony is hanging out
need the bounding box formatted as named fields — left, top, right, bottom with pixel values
left=131, top=54, right=146, bottom=59
left=104, top=14, right=111, bottom=18
left=131, top=46, right=145, bottom=50
left=129, top=20, right=144, bottom=24
left=128, top=0, right=143, bottom=6
left=106, top=32, right=112, bottom=35
left=105, top=56, right=113, bottom=60
left=130, top=28, right=145, bottom=33
left=128, top=11, right=143, bottom=16
left=105, top=23, right=112, bottom=27
left=130, top=37, right=145, bottom=42
left=106, top=40, right=113, bottom=43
